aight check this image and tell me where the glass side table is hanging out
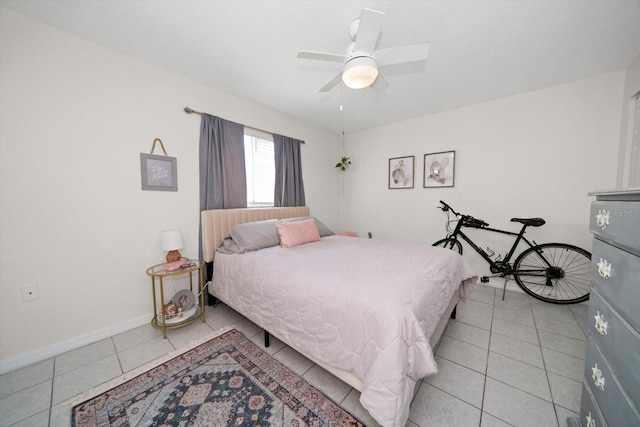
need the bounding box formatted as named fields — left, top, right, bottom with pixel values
left=145, top=259, right=205, bottom=339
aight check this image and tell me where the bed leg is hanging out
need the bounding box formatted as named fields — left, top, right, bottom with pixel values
left=264, top=331, right=270, bottom=348
left=207, top=294, right=218, bottom=307
left=450, top=305, right=457, bottom=319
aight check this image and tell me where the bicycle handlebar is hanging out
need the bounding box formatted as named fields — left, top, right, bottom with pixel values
left=438, top=200, right=459, bottom=215
left=438, top=200, right=489, bottom=227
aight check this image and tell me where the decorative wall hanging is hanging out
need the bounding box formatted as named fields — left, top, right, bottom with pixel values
left=388, top=155, right=414, bottom=189
left=424, top=151, right=455, bottom=188
left=140, top=138, right=177, bottom=191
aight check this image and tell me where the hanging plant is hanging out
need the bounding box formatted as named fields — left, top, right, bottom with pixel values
left=335, top=156, right=351, bottom=171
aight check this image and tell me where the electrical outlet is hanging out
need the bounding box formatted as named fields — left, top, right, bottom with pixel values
left=21, top=284, right=39, bottom=302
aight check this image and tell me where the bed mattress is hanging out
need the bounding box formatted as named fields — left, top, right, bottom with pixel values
left=211, top=235, right=476, bottom=426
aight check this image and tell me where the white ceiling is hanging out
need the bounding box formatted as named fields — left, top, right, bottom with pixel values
left=2, top=0, right=640, bottom=134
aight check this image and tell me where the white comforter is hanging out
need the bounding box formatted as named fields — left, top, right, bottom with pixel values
left=211, top=236, right=477, bottom=426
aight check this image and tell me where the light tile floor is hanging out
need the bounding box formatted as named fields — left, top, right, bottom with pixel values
left=0, top=284, right=588, bottom=427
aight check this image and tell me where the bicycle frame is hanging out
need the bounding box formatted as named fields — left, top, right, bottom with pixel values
left=444, top=212, right=538, bottom=275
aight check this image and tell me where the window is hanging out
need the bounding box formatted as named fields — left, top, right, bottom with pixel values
left=244, top=129, right=275, bottom=207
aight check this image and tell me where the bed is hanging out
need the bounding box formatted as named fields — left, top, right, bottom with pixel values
left=201, top=207, right=477, bottom=427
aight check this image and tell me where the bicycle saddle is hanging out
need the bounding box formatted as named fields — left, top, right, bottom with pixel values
left=511, top=218, right=546, bottom=227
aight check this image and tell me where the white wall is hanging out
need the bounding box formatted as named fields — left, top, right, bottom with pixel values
left=617, top=54, right=640, bottom=187
left=0, top=8, right=340, bottom=371
left=340, top=72, right=624, bottom=278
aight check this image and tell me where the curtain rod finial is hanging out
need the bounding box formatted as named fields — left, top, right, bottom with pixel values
left=184, top=107, right=203, bottom=115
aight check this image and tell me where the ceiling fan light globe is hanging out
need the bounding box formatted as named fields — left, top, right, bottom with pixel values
left=342, top=56, right=378, bottom=89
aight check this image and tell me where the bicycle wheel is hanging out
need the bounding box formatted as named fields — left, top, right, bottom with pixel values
left=433, top=238, right=463, bottom=255
left=513, top=243, right=591, bottom=304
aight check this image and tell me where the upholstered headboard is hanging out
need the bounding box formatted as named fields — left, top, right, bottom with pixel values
left=200, top=206, right=310, bottom=262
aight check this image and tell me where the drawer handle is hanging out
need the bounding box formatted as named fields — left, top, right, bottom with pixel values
left=595, top=209, right=610, bottom=230
left=597, top=258, right=611, bottom=279
left=586, top=412, right=596, bottom=427
left=591, top=363, right=605, bottom=391
left=594, top=311, right=608, bottom=335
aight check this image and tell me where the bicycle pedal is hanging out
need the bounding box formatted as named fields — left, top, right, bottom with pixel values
left=480, top=276, right=490, bottom=283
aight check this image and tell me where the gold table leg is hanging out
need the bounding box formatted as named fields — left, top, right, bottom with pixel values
left=159, top=276, right=166, bottom=339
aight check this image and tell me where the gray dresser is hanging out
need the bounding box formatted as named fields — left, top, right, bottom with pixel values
left=569, top=188, right=640, bottom=427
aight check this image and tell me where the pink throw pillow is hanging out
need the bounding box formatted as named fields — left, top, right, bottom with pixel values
left=276, top=218, right=321, bottom=248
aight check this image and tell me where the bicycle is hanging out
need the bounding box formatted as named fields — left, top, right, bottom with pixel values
left=432, top=200, right=591, bottom=304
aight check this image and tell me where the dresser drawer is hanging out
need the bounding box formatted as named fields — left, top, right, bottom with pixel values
left=583, top=338, right=640, bottom=427
left=591, top=238, right=640, bottom=327
left=579, top=382, right=607, bottom=427
left=590, top=201, right=640, bottom=253
left=588, top=289, right=640, bottom=407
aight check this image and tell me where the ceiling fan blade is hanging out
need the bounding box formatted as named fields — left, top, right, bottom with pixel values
left=375, top=43, right=430, bottom=67
left=297, top=50, right=345, bottom=63
left=319, top=73, right=343, bottom=92
left=371, top=73, right=389, bottom=91
left=353, top=8, right=385, bottom=53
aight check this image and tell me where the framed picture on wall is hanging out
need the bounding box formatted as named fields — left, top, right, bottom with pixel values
left=424, top=151, right=455, bottom=188
left=388, top=155, right=414, bottom=189
left=140, top=153, right=178, bottom=191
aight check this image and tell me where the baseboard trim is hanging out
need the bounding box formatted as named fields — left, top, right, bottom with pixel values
left=0, top=280, right=525, bottom=374
left=0, top=313, right=151, bottom=375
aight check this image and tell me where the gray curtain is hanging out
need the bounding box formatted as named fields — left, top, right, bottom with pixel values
left=273, top=134, right=306, bottom=207
left=199, top=113, right=246, bottom=210
left=199, top=114, right=245, bottom=284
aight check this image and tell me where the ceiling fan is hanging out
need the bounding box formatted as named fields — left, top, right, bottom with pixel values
left=297, top=8, right=430, bottom=92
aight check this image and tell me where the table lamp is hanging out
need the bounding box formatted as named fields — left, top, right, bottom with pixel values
left=162, top=230, right=184, bottom=263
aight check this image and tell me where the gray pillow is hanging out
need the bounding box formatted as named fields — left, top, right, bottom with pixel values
left=217, top=219, right=280, bottom=254
left=281, top=216, right=334, bottom=237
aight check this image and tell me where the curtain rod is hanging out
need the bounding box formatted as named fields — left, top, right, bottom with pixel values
left=183, top=107, right=305, bottom=144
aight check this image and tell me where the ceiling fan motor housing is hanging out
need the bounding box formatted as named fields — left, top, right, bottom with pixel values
left=348, top=18, right=360, bottom=41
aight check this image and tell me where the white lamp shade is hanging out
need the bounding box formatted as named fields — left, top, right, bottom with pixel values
left=161, top=230, right=184, bottom=251
left=342, top=56, right=378, bottom=89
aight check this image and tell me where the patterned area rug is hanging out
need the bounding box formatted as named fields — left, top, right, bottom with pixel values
left=72, top=329, right=364, bottom=426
